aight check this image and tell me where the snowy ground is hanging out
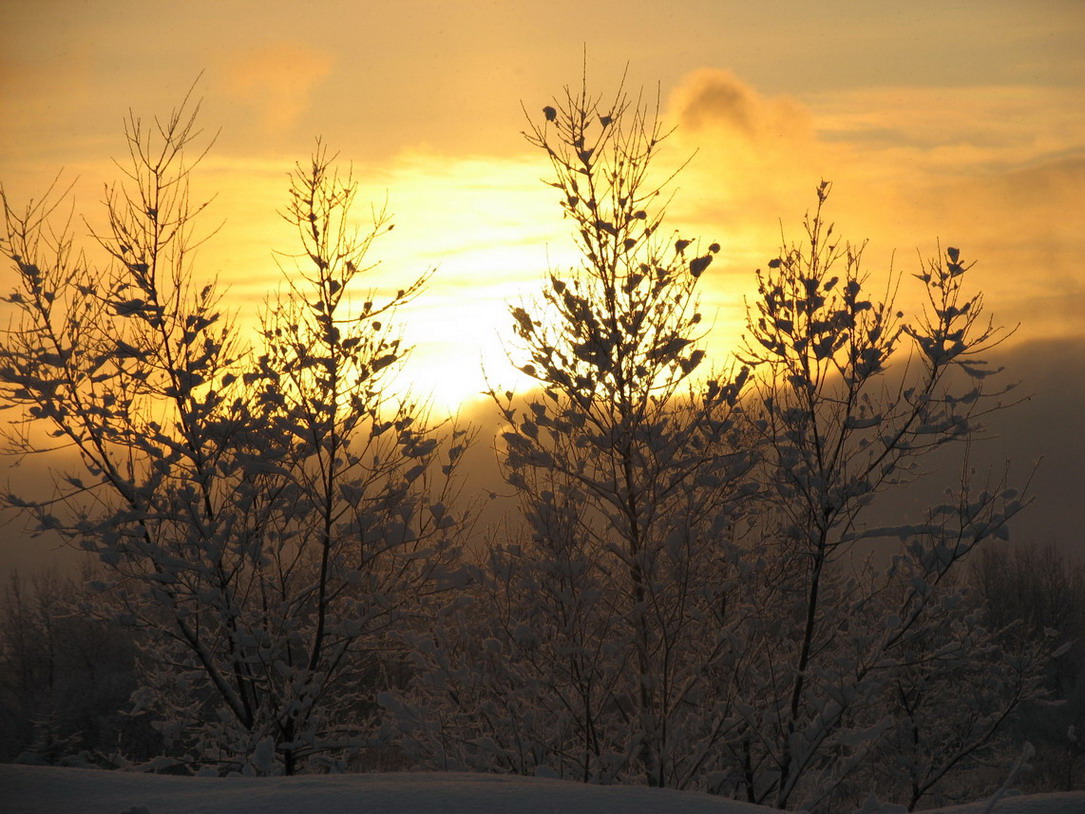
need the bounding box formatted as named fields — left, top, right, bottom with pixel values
left=2, top=765, right=1084, bottom=814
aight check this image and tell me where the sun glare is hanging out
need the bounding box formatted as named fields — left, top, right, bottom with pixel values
left=392, top=243, right=563, bottom=415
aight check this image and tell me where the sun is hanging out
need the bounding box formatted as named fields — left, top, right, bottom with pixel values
left=390, top=243, right=556, bottom=416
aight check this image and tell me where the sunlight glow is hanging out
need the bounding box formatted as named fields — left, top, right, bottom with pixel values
left=3, top=65, right=1084, bottom=420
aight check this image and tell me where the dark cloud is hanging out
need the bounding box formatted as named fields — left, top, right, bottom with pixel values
left=969, top=337, right=1085, bottom=555
left=678, top=74, right=757, bottom=135
left=859, top=336, right=1085, bottom=561
left=669, top=68, right=811, bottom=144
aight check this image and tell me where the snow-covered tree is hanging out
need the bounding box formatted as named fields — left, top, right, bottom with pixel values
left=498, top=78, right=758, bottom=789
left=0, top=567, right=153, bottom=765
left=723, top=182, right=1047, bottom=810
left=380, top=489, right=632, bottom=781
left=384, top=80, right=1049, bottom=810
left=0, top=91, right=468, bottom=774
left=385, top=75, right=753, bottom=788
left=971, top=541, right=1085, bottom=793
left=2, top=75, right=1052, bottom=803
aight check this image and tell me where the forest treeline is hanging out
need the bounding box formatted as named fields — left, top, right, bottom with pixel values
left=1, top=79, right=1082, bottom=811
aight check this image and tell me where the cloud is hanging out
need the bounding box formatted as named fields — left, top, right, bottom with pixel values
left=663, top=69, right=824, bottom=233
left=224, top=43, right=332, bottom=134
left=652, top=71, right=828, bottom=355
left=657, top=70, right=1085, bottom=353
left=874, top=335, right=1085, bottom=557
left=908, top=152, right=1085, bottom=340
left=670, top=68, right=812, bottom=146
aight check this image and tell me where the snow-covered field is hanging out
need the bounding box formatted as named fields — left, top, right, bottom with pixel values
left=2, top=765, right=1084, bottom=814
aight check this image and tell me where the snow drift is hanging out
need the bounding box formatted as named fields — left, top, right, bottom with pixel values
left=2, top=765, right=1083, bottom=814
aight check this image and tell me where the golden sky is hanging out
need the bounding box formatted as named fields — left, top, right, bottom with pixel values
left=2, top=0, right=1083, bottom=414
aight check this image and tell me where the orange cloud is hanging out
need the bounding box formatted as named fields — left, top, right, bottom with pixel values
left=670, top=67, right=812, bottom=146
left=651, top=71, right=827, bottom=357
left=658, top=69, right=1085, bottom=355
left=663, top=68, right=824, bottom=238
left=224, top=43, right=332, bottom=133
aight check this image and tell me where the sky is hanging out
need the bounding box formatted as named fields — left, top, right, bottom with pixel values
left=2, top=0, right=1083, bottom=414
